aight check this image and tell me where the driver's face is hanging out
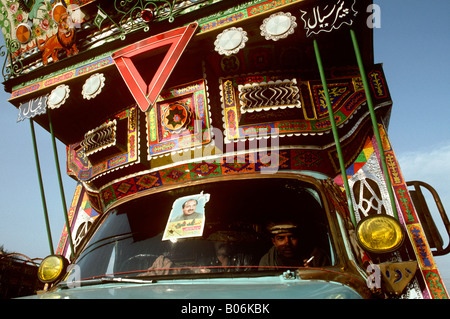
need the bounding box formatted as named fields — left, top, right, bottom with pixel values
left=272, top=232, right=299, bottom=258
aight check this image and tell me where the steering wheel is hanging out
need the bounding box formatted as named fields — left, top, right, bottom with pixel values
left=119, top=254, right=159, bottom=272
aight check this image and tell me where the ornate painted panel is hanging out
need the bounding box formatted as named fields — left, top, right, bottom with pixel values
left=334, top=128, right=449, bottom=299
left=67, top=105, right=140, bottom=182
left=56, top=183, right=99, bottom=259
left=379, top=126, right=449, bottom=299
left=219, top=72, right=367, bottom=142
left=146, top=79, right=212, bottom=159
left=82, top=148, right=335, bottom=213
left=0, top=1, right=92, bottom=65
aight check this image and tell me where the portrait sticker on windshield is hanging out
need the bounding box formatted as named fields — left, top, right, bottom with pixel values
left=162, top=192, right=210, bottom=241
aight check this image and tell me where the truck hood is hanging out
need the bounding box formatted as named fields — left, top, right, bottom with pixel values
left=22, top=276, right=363, bottom=299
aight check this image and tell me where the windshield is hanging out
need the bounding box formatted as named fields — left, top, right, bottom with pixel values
left=71, top=177, right=334, bottom=281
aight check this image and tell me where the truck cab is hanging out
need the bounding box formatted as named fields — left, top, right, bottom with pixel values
left=37, top=174, right=373, bottom=299
left=1, top=0, right=448, bottom=299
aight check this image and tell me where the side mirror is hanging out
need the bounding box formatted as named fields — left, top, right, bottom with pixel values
left=407, top=181, right=450, bottom=256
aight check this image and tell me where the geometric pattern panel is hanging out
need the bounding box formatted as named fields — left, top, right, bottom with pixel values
left=334, top=128, right=449, bottom=299
left=146, top=79, right=212, bottom=159
left=378, top=126, right=449, bottom=299
left=220, top=72, right=367, bottom=142
left=56, top=184, right=100, bottom=259
left=349, top=152, right=393, bottom=221
left=309, top=77, right=363, bottom=119
left=86, top=148, right=333, bottom=213
left=67, top=105, right=139, bottom=182
left=238, top=78, right=300, bottom=112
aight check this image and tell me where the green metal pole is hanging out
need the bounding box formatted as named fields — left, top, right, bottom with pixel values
left=313, top=39, right=357, bottom=227
left=350, top=29, right=399, bottom=220
left=29, top=119, right=54, bottom=255
left=47, top=111, right=75, bottom=258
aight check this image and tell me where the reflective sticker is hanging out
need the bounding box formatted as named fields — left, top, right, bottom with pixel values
left=113, top=23, right=198, bottom=112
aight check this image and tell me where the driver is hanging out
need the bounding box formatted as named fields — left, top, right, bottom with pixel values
left=259, top=221, right=328, bottom=269
left=259, top=221, right=304, bottom=269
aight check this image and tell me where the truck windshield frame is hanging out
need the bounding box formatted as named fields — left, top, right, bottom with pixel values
left=68, top=175, right=336, bottom=282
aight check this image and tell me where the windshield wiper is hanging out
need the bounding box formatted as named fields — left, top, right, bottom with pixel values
left=58, top=276, right=156, bottom=289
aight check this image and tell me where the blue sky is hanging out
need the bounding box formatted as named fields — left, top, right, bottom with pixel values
left=0, top=0, right=449, bottom=288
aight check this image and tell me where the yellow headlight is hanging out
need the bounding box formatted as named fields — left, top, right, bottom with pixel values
left=38, top=255, right=68, bottom=283
left=356, top=215, right=404, bottom=253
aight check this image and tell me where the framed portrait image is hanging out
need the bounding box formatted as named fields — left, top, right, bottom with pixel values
left=162, top=192, right=210, bottom=241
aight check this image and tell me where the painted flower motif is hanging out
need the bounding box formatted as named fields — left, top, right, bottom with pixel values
left=10, top=4, right=18, bottom=14
left=16, top=14, right=23, bottom=22
left=39, top=18, right=49, bottom=31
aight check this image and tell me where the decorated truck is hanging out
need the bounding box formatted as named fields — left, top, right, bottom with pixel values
left=1, top=0, right=449, bottom=300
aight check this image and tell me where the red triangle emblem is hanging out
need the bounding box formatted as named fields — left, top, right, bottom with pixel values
left=112, top=23, right=198, bottom=112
